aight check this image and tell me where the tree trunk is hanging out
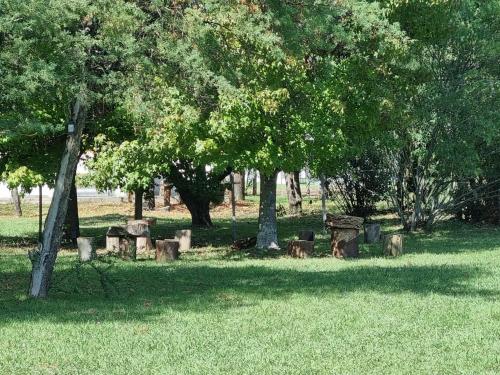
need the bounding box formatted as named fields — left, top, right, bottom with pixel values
left=162, top=181, right=172, bottom=207
left=29, top=98, right=86, bottom=298
left=38, top=185, right=42, bottom=243
left=256, top=170, right=279, bottom=249
left=10, top=187, right=22, bottom=217
left=64, top=175, right=80, bottom=246
left=230, top=173, right=237, bottom=241
left=145, top=180, right=155, bottom=210
left=285, top=171, right=302, bottom=215
left=181, top=192, right=213, bottom=227
left=252, top=170, right=258, bottom=196
left=320, top=174, right=327, bottom=227
left=233, top=172, right=245, bottom=201
left=134, top=188, right=144, bottom=220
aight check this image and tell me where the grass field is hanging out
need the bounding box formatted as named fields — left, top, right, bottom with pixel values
left=1, top=199, right=499, bottom=374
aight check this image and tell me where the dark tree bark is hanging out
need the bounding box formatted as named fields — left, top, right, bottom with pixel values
left=167, top=161, right=229, bottom=227
left=180, top=190, right=213, bottom=227
left=38, top=185, right=42, bottom=243
left=145, top=180, right=155, bottom=210
left=134, top=188, right=144, bottom=220
left=285, top=171, right=302, bottom=215
left=256, top=170, right=279, bottom=249
left=64, top=175, right=80, bottom=246
left=29, top=99, right=86, bottom=298
left=10, top=187, right=22, bottom=217
left=233, top=172, right=245, bottom=201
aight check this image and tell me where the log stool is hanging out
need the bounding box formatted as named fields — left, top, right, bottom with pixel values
left=364, top=223, right=381, bottom=243
left=325, top=214, right=363, bottom=258
left=126, top=220, right=153, bottom=253
left=106, top=226, right=128, bottom=252
left=287, top=240, right=314, bottom=258
left=156, top=239, right=180, bottom=262
left=383, top=234, right=403, bottom=256
left=175, top=229, right=192, bottom=251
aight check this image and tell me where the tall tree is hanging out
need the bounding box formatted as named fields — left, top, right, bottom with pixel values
left=1, top=0, right=147, bottom=297
left=379, top=0, right=500, bottom=230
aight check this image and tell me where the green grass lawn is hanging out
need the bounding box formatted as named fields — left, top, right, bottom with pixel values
left=1, top=201, right=499, bottom=374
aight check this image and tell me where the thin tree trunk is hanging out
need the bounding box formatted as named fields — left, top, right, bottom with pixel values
left=320, top=174, right=327, bottom=227
left=233, top=172, right=245, bottom=201
left=256, top=170, right=279, bottom=249
left=10, top=187, right=22, bottom=217
left=162, top=181, right=172, bottom=207
left=230, top=173, right=237, bottom=241
left=252, top=170, right=258, bottom=196
left=29, top=98, right=86, bottom=298
left=38, top=185, right=43, bottom=243
left=285, top=171, right=302, bottom=215
left=64, top=176, right=80, bottom=246
left=145, top=180, right=155, bottom=210
left=134, top=188, right=144, bottom=220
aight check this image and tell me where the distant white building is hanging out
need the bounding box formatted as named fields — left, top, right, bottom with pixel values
left=0, top=160, right=126, bottom=202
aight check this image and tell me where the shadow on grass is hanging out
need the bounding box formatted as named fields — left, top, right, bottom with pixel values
left=0, top=257, right=497, bottom=324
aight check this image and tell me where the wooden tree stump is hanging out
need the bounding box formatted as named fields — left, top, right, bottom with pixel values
left=325, top=214, right=363, bottom=258
left=383, top=234, right=403, bottom=256
left=175, top=229, right=192, bottom=251
left=156, top=240, right=180, bottom=262
left=117, top=238, right=136, bottom=260
left=136, top=235, right=153, bottom=252
left=106, top=236, right=120, bottom=252
left=331, top=228, right=359, bottom=258
left=364, top=223, right=381, bottom=243
left=106, top=226, right=128, bottom=252
left=126, top=221, right=150, bottom=236
left=287, top=240, right=314, bottom=258
left=298, top=230, right=315, bottom=242
left=77, top=237, right=96, bottom=262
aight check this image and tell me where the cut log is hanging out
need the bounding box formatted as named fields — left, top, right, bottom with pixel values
left=364, top=223, right=381, bottom=243
left=298, top=230, right=315, bottom=242
left=126, top=222, right=150, bottom=237
left=136, top=235, right=153, bottom=252
left=175, top=229, right=192, bottom=251
left=119, top=238, right=135, bottom=260
left=287, top=240, right=314, bottom=258
left=106, top=236, right=120, bottom=252
left=331, top=228, right=359, bottom=258
left=325, top=214, right=364, bottom=230
left=383, top=234, right=403, bottom=256
left=156, top=240, right=180, bottom=262
left=77, top=237, right=96, bottom=262
left=107, top=226, right=128, bottom=237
